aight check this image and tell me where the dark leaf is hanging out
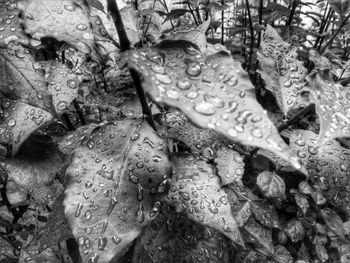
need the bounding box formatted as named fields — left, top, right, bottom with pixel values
left=321, top=208, right=345, bottom=239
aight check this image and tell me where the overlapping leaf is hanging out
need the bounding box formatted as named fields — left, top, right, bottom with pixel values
left=290, top=129, right=350, bottom=215
left=166, top=153, right=244, bottom=247
left=306, top=72, right=350, bottom=145
left=327, top=0, right=350, bottom=17
left=18, top=0, right=95, bottom=54
left=258, top=25, right=310, bottom=116
left=60, top=120, right=171, bottom=263
left=141, top=213, right=229, bottom=262
left=256, top=171, right=286, bottom=200
left=124, top=36, right=303, bottom=172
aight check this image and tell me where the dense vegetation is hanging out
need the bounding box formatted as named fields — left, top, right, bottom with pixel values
left=1, top=0, right=350, bottom=262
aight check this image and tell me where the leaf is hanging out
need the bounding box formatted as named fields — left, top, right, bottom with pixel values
left=251, top=201, right=280, bottom=228
left=18, top=0, right=95, bottom=54
left=243, top=216, right=274, bottom=252
left=284, top=219, right=305, bottom=242
left=86, top=0, right=105, bottom=12
left=294, top=193, right=309, bottom=215
left=124, top=39, right=304, bottom=172
left=258, top=25, right=310, bottom=116
left=0, top=3, right=30, bottom=47
left=41, top=61, right=81, bottom=113
left=141, top=213, right=230, bottom=262
left=214, top=146, right=245, bottom=185
left=321, top=208, right=345, bottom=239
left=0, top=43, right=52, bottom=111
left=289, top=129, right=350, bottom=215
left=166, top=153, right=244, bottom=247
left=256, top=171, right=286, bottom=200
left=327, top=0, right=350, bottom=17
left=163, top=9, right=190, bottom=22
left=4, top=135, right=67, bottom=205
left=60, top=120, right=171, bottom=262
left=306, top=72, right=350, bottom=145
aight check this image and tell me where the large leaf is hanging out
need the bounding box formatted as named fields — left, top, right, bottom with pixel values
left=60, top=120, right=171, bottom=262
left=289, top=129, right=350, bottom=216
left=18, top=0, right=95, bottom=54
left=141, top=213, right=230, bottom=262
left=166, top=153, right=244, bottom=247
left=258, top=25, right=310, bottom=116
left=124, top=42, right=303, bottom=172
left=306, top=72, right=350, bottom=145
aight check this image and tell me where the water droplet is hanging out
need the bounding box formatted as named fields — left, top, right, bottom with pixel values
left=225, top=101, right=238, bottom=113
left=166, top=89, right=179, bottom=100
left=155, top=73, right=172, bottom=84
left=67, top=79, right=77, bottom=89
left=136, top=203, right=145, bottom=223
left=8, top=118, right=16, bottom=127
left=107, top=197, right=117, bottom=215
left=251, top=128, right=263, bottom=138
left=193, top=102, right=216, bottom=115
left=176, top=80, right=191, bottom=90
left=98, top=236, right=108, bottom=250
left=227, top=128, right=237, bottom=138
left=75, top=202, right=83, bottom=217
left=57, top=101, right=67, bottom=110
left=204, top=94, right=224, bottom=108
left=76, top=23, right=88, bottom=31
left=64, top=4, right=74, bottom=11
left=112, top=236, right=121, bottom=245
left=185, top=61, right=201, bottom=76
left=85, top=210, right=91, bottom=220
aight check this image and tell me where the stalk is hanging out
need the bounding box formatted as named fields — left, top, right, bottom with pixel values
left=245, top=0, right=254, bottom=71
left=286, top=0, right=298, bottom=27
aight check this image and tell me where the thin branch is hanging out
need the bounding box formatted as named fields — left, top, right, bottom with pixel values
left=107, top=0, right=131, bottom=51
left=187, top=4, right=199, bottom=26
left=286, top=0, right=298, bottom=27
left=277, top=104, right=315, bottom=132
left=245, top=0, right=254, bottom=71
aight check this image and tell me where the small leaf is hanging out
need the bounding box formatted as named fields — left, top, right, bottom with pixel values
left=321, top=208, right=345, bottom=239
left=258, top=25, right=310, bottom=116
left=256, top=171, right=286, bottom=200
left=251, top=201, right=280, bottom=228
left=163, top=9, right=190, bottom=22
left=18, top=0, right=95, bottom=54
left=294, top=193, right=309, bottom=215
left=61, top=120, right=171, bottom=262
left=214, top=146, right=245, bottom=185
left=166, top=153, right=244, bottom=247
left=284, top=219, right=305, bottom=242
left=243, top=217, right=274, bottom=253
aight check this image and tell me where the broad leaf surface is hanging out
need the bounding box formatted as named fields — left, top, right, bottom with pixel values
left=18, top=0, right=95, bottom=54
left=60, top=120, right=171, bottom=263
left=0, top=1, right=30, bottom=47
left=124, top=41, right=303, bottom=171
left=214, top=146, right=245, bottom=186
left=258, top=25, right=309, bottom=116
left=306, top=72, right=350, bottom=145
left=256, top=171, right=286, bottom=200
left=166, top=153, right=244, bottom=247
left=141, top=213, right=230, bottom=262
left=290, top=129, right=350, bottom=215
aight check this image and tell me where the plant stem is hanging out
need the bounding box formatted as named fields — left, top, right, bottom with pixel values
left=107, top=0, right=131, bottom=52
left=73, top=99, right=86, bottom=125
left=162, top=0, right=174, bottom=29
left=62, top=113, right=75, bottom=131
left=245, top=0, right=254, bottom=71
left=277, top=103, right=315, bottom=132
left=319, top=12, right=350, bottom=54
left=195, top=6, right=202, bottom=24
left=313, top=3, right=330, bottom=48
left=187, top=3, right=199, bottom=25
left=317, top=10, right=334, bottom=50
left=257, top=0, right=263, bottom=48
left=129, top=69, right=157, bottom=131
left=221, top=0, right=225, bottom=44
left=286, top=0, right=298, bottom=27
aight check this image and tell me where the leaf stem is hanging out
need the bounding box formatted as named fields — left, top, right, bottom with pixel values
left=221, top=0, right=225, bottom=44
left=286, top=0, right=298, bottom=27
left=129, top=69, right=157, bottom=131
left=73, top=99, right=86, bottom=125
left=107, top=0, right=131, bottom=52
left=277, top=103, right=315, bottom=132
left=162, top=0, right=174, bottom=29
left=187, top=3, right=199, bottom=26
left=245, top=0, right=254, bottom=71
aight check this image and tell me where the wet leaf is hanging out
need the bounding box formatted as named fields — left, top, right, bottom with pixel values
left=290, top=129, right=350, bottom=215
left=141, top=213, right=229, bottom=262
left=251, top=201, right=280, bottom=228
left=60, top=120, right=171, bottom=262
left=41, top=61, right=81, bottom=114
left=321, top=208, right=345, bottom=239
left=258, top=25, right=309, bottom=116
left=284, top=219, right=305, bottom=242
left=0, top=1, right=30, bottom=47
left=294, top=193, right=309, bottom=215
left=163, top=9, right=190, bottom=22
left=166, top=153, right=244, bottom=247
left=18, top=0, right=95, bottom=54
left=4, top=135, right=67, bottom=205
left=243, top=216, right=274, bottom=253
left=214, top=146, right=245, bottom=186
left=0, top=43, right=52, bottom=111
left=124, top=37, right=303, bottom=172
left=86, top=0, right=104, bottom=12
left=306, top=72, right=350, bottom=145
left=256, top=171, right=286, bottom=200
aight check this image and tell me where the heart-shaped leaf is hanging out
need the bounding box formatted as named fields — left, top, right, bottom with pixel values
left=306, top=72, right=350, bottom=145
left=258, top=25, right=310, bottom=116
left=60, top=120, right=171, bottom=262
left=166, top=153, right=244, bottom=247
left=289, top=129, right=350, bottom=215
left=18, top=0, right=95, bottom=54
left=214, top=146, right=245, bottom=186
left=141, top=213, right=230, bottom=262
left=256, top=171, right=286, bottom=200
left=124, top=41, right=303, bottom=171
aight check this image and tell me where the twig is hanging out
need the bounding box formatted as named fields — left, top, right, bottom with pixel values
left=107, top=0, right=131, bottom=51
left=73, top=99, right=86, bottom=125
left=187, top=3, right=198, bottom=26
left=277, top=104, right=315, bottom=132
left=245, top=0, right=254, bottom=71
left=286, top=0, right=298, bottom=27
